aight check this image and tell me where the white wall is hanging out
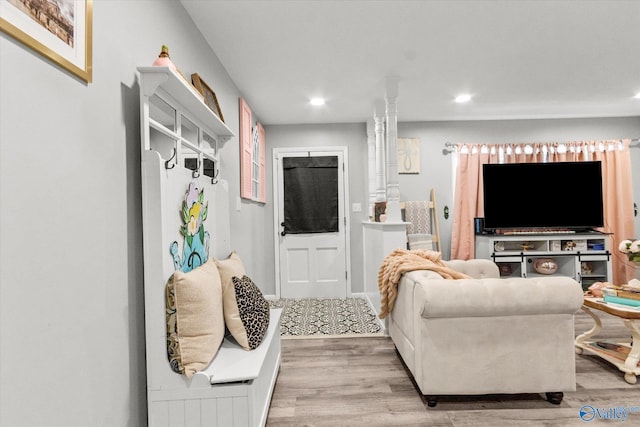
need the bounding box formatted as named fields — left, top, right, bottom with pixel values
left=0, top=1, right=250, bottom=425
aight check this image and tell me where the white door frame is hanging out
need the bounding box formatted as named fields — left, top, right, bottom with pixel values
left=272, top=146, right=351, bottom=299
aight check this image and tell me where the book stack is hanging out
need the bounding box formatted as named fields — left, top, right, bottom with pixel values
left=603, top=285, right=640, bottom=307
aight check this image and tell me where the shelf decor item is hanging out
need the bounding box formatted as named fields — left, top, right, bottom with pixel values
left=152, top=44, right=176, bottom=71
left=499, top=264, right=512, bottom=276
left=619, top=239, right=640, bottom=266
left=533, top=258, right=558, bottom=275
left=0, top=0, right=93, bottom=82
left=191, top=73, right=224, bottom=122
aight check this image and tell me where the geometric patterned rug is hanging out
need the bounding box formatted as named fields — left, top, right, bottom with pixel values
left=268, top=297, right=384, bottom=339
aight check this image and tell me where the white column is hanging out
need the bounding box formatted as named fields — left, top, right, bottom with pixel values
left=366, top=118, right=376, bottom=220
left=385, top=76, right=402, bottom=222
left=374, top=99, right=386, bottom=205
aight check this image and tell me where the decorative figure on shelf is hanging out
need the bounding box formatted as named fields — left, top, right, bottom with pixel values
left=170, top=181, right=210, bottom=272
left=520, top=242, right=535, bottom=251
left=533, top=258, right=558, bottom=275
left=152, top=44, right=176, bottom=72
left=374, top=201, right=386, bottom=222
left=499, top=264, right=512, bottom=276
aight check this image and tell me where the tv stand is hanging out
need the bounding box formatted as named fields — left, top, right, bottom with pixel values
left=475, top=232, right=612, bottom=291
left=499, top=229, right=576, bottom=235
left=494, top=228, right=604, bottom=236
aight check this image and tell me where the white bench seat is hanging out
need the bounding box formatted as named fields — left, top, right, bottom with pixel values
left=193, top=308, right=282, bottom=385
left=149, top=309, right=282, bottom=427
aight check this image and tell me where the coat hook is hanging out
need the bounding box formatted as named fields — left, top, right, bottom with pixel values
left=211, top=168, right=220, bottom=184
left=192, top=158, right=200, bottom=178
left=191, top=159, right=200, bottom=178
left=165, top=148, right=176, bottom=169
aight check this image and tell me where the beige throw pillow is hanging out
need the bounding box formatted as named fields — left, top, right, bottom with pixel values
left=215, top=252, right=258, bottom=350
left=166, top=258, right=224, bottom=378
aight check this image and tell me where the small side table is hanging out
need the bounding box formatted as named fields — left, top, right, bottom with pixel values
left=575, top=297, right=640, bottom=384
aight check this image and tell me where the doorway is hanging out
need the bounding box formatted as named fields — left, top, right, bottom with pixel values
left=273, top=147, right=350, bottom=298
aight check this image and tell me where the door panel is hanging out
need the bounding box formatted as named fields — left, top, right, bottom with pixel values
left=275, top=149, right=348, bottom=298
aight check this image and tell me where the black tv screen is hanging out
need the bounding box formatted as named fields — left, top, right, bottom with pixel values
left=482, top=161, right=604, bottom=231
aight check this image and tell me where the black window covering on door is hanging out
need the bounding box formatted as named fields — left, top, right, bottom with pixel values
left=283, top=156, right=339, bottom=234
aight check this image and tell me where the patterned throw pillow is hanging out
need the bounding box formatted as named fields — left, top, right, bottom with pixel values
left=229, top=275, right=270, bottom=350
left=165, top=258, right=224, bottom=378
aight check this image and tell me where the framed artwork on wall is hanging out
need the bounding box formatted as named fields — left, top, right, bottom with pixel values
left=0, top=0, right=93, bottom=83
left=397, top=137, right=420, bottom=174
left=191, top=73, right=224, bottom=122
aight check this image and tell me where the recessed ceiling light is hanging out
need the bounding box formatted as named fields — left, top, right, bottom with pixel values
left=634, top=92, right=640, bottom=99
left=455, top=94, right=472, bottom=103
left=310, top=97, right=325, bottom=106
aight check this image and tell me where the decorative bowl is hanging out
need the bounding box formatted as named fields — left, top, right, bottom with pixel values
left=533, top=258, right=558, bottom=275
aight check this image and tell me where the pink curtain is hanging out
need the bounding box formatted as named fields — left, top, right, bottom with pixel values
left=451, top=145, right=488, bottom=259
left=450, top=140, right=635, bottom=284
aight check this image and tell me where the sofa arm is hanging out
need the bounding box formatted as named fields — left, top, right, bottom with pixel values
left=416, top=276, right=584, bottom=319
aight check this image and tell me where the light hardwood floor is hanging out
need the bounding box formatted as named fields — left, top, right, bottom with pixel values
left=267, top=310, right=640, bottom=426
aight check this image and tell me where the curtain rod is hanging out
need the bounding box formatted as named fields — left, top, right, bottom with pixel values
left=443, top=138, right=640, bottom=155
left=442, top=142, right=456, bottom=155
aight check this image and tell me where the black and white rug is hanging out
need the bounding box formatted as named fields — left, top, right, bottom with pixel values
left=268, top=297, right=384, bottom=339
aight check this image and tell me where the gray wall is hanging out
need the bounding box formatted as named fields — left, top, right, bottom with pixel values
left=398, top=117, right=640, bottom=259
left=263, top=124, right=368, bottom=295
left=0, top=1, right=250, bottom=425
left=265, top=117, right=640, bottom=295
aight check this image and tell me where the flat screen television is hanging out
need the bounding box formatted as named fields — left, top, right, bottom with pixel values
left=482, top=161, right=604, bottom=231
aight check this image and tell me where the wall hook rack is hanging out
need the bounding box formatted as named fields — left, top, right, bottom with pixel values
left=192, top=158, right=200, bottom=178
left=165, top=148, right=176, bottom=169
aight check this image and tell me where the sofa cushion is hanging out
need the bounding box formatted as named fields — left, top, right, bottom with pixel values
left=165, top=258, right=224, bottom=378
left=444, top=259, right=500, bottom=279
left=416, top=276, right=583, bottom=318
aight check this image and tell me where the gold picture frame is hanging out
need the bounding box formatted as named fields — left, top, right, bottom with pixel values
left=191, top=73, right=224, bottom=122
left=0, top=0, right=92, bottom=83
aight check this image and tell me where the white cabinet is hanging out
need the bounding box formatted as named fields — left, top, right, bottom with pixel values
left=362, top=221, right=408, bottom=317
left=475, top=233, right=612, bottom=290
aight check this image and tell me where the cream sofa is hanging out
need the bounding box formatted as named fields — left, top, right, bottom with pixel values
left=388, top=259, right=584, bottom=407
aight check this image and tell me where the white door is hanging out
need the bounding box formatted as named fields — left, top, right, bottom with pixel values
left=273, top=148, right=349, bottom=298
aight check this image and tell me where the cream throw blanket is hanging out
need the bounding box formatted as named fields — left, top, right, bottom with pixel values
left=378, top=249, right=470, bottom=319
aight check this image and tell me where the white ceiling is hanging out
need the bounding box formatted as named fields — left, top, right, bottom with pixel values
left=180, top=0, right=640, bottom=125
